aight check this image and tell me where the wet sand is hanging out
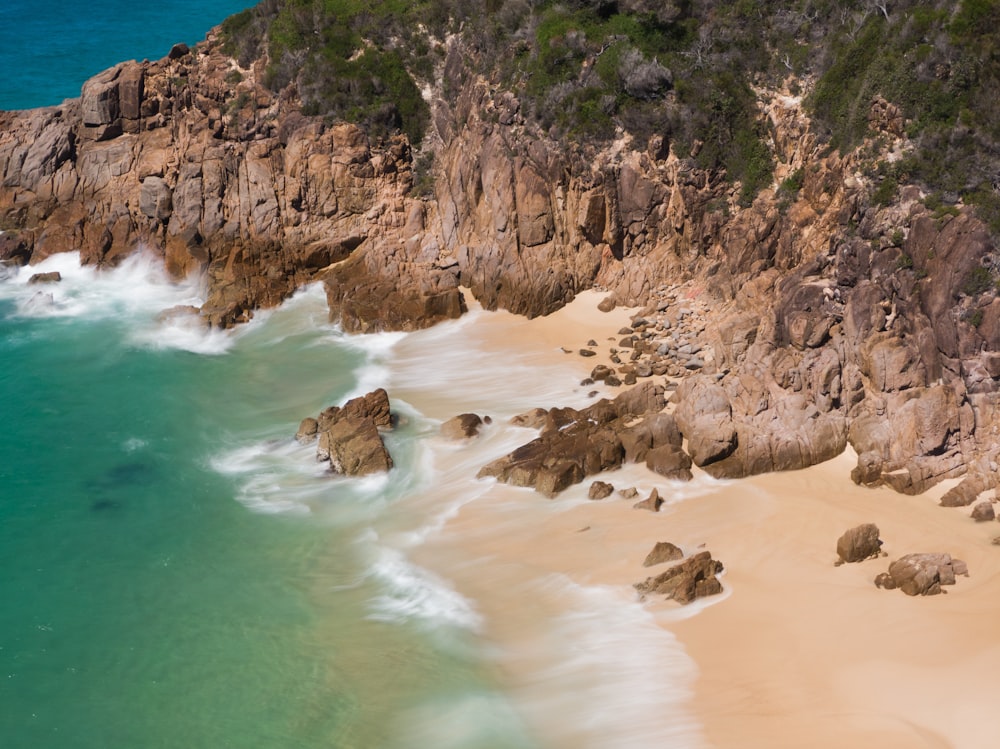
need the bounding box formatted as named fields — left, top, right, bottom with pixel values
left=410, top=289, right=1000, bottom=749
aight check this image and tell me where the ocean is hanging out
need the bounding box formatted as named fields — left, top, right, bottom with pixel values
left=0, top=3, right=703, bottom=747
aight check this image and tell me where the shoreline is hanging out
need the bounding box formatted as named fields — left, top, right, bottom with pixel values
left=405, top=288, right=1000, bottom=749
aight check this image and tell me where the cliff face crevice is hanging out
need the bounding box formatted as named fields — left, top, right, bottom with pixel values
left=3, top=30, right=1000, bottom=496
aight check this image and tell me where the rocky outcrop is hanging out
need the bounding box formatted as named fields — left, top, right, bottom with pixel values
left=875, top=553, right=969, bottom=596
left=440, top=413, right=486, bottom=440
left=835, top=523, right=883, bottom=565
left=634, top=551, right=725, bottom=604
left=588, top=480, right=614, bottom=499
left=297, top=389, right=394, bottom=476
left=477, top=382, right=669, bottom=496
left=5, top=23, right=1000, bottom=497
left=643, top=541, right=684, bottom=567
left=0, top=34, right=463, bottom=330
left=971, top=500, right=995, bottom=522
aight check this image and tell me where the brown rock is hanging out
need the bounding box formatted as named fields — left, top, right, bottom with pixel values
left=318, top=416, right=393, bottom=476
left=971, top=500, right=995, bottom=522
left=645, top=445, right=693, bottom=481
left=598, top=295, right=617, bottom=312
left=618, top=486, right=638, bottom=499
left=27, top=271, right=61, bottom=284
left=510, top=408, right=548, bottom=429
left=588, top=481, right=614, bottom=500
left=295, top=417, right=319, bottom=444
left=883, top=553, right=966, bottom=596
left=319, top=388, right=392, bottom=431
left=634, top=550, right=725, bottom=604
left=643, top=541, right=684, bottom=567
left=633, top=488, right=664, bottom=512
left=536, top=460, right=584, bottom=498
left=441, top=413, right=484, bottom=440
left=835, top=523, right=882, bottom=564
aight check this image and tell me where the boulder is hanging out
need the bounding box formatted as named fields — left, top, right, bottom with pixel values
left=634, top=551, right=725, bottom=604
left=318, top=416, right=393, bottom=476
left=510, top=407, right=548, bottom=428
left=319, top=388, right=392, bottom=431
left=971, top=500, right=995, bottom=522
left=588, top=481, right=614, bottom=499
left=880, top=553, right=967, bottom=596
left=304, top=389, right=395, bottom=476
left=644, top=445, right=693, bottom=481
left=441, top=413, right=484, bottom=440
left=835, top=523, right=882, bottom=564
left=295, top=417, right=319, bottom=444
left=633, top=487, right=664, bottom=512
left=642, top=541, right=684, bottom=567
left=27, top=271, right=61, bottom=284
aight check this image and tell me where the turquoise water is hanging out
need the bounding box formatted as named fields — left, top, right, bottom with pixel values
left=0, top=0, right=252, bottom=110
left=0, top=2, right=707, bottom=744
left=0, top=255, right=535, bottom=748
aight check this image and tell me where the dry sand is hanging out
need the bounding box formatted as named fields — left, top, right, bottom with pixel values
left=417, top=289, right=1000, bottom=749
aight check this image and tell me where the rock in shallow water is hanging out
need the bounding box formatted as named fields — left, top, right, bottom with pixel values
left=440, top=413, right=484, bottom=440
left=298, top=389, right=394, bottom=476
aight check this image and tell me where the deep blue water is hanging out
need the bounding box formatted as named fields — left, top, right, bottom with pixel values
left=0, top=0, right=253, bottom=110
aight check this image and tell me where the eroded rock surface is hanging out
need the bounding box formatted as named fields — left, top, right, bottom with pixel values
left=635, top=551, right=725, bottom=604
left=875, top=553, right=969, bottom=596
left=478, top=382, right=667, bottom=496
left=297, top=389, right=394, bottom=476
left=835, top=523, right=883, bottom=565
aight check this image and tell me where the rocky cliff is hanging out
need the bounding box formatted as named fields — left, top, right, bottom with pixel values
left=3, top=23, right=1000, bottom=499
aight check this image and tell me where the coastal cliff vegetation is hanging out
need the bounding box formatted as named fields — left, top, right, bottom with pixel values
left=221, top=0, right=1000, bottom=223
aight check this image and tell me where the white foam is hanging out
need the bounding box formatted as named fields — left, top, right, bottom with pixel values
left=3, top=251, right=203, bottom=318
left=0, top=250, right=253, bottom=355
left=364, top=540, right=482, bottom=632
left=387, top=692, right=533, bottom=749
left=502, top=577, right=705, bottom=749
left=122, top=437, right=147, bottom=453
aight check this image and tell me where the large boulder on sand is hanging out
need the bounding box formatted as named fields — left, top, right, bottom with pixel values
left=835, top=523, right=882, bottom=564
left=643, top=541, right=684, bottom=567
left=877, top=553, right=968, bottom=596
left=971, top=500, right=996, bottom=522
left=634, top=551, right=724, bottom=604
left=478, top=383, right=667, bottom=496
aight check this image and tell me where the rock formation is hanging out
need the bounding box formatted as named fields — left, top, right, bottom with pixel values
left=835, top=523, right=883, bottom=565
left=874, top=553, right=969, bottom=596
left=4, top=16, right=1000, bottom=498
left=440, top=413, right=485, bottom=440
left=477, top=382, right=669, bottom=497
left=296, top=389, right=394, bottom=476
left=642, top=541, right=684, bottom=567
left=634, top=551, right=725, bottom=605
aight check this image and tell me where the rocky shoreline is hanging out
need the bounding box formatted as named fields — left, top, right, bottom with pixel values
left=5, top=25, right=1000, bottom=528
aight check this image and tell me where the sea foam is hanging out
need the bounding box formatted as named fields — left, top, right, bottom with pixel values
left=501, top=577, right=705, bottom=749
left=0, top=250, right=248, bottom=354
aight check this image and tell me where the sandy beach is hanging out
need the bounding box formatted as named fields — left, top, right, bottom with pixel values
left=410, top=289, right=1000, bottom=749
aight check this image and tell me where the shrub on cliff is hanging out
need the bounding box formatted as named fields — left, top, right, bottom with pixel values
left=222, top=0, right=444, bottom=145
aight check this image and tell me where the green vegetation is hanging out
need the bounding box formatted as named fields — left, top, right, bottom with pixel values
left=963, top=266, right=994, bottom=296
left=221, top=0, right=445, bottom=144
left=216, top=0, right=1000, bottom=220
left=806, top=0, right=1000, bottom=234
